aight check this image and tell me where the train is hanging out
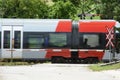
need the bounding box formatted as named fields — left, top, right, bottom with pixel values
left=0, top=19, right=120, bottom=63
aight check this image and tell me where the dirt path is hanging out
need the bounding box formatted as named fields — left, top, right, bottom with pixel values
left=0, top=75, right=3, bottom=80
left=0, top=64, right=120, bottom=80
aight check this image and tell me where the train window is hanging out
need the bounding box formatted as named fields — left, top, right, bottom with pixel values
left=49, top=33, right=67, bottom=48
left=4, top=31, right=10, bottom=48
left=84, top=34, right=99, bottom=47
left=14, top=31, right=21, bottom=49
left=23, top=32, right=45, bottom=49
left=79, top=33, right=106, bottom=49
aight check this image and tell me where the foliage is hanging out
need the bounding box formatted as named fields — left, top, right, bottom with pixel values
left=48, top=1, right=77, bottom=19
left=114, top=4, right=120, bottom=22
left=0, top=0, right=120, bottom=21
left=0, top=0, right=49, bottom=18
left=96, top=0, right=120, bottom=22
left=89, top=63, right=120, bottom=71
left=52, top=0, right=80, bottom=7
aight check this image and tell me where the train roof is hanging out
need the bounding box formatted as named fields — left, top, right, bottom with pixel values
left=0, top=18, right=71, bottom=25
left=0, top=19, right=72, bottom=32
left=0, top=19, right=120, bottom=32
left=79, top=20, right=116, bottom=22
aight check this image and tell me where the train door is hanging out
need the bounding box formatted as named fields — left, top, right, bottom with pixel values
left=1, top=26, right=23, bottom=58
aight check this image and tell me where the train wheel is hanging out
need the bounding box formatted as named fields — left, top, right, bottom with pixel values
left=92, top=58, right=99, bottom=63
left=65, top=59, right=69, bottom=63
left=83, top=58, right=89, bottom=64
left=88, top=58, right=99, bottom=64
left=51, top=57, right=57, bottom=63
left=84, top=58, right=99, bottom=64
left=51, top=57, right=65, bottom=63
left=83, top=58, right=93, bottom=64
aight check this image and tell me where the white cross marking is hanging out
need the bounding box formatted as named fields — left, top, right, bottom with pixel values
left=106, top=27, right=114, bottom=48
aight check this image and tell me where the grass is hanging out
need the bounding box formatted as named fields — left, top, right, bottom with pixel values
left=0, top=62, right=34, bottom=66
left=0, top=60, right=51, bottom=66
left=89, top=63, right=120, bottom=71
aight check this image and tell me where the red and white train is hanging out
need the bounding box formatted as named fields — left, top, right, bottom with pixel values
left=0, top=19, right=120, bottom=63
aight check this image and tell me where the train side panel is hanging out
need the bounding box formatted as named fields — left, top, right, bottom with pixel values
left=0, top=19, right=72, bottom=60
left=78, top=20, right=116, bottom=61
left=22, top=19, right=72, bottom=60
left=0, top=19, right=120, bottom=63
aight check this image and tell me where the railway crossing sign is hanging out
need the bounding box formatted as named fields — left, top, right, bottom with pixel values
left=106, top=27, right=114, bottom=48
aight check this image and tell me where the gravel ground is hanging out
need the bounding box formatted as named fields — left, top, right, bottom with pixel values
left=0, top=64, right=120, bottom=80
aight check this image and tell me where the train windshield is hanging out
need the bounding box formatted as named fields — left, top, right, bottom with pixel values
left=79, top=33, right=106, bottom=49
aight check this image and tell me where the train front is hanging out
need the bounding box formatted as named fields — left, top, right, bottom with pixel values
left=78, top=20, right=120, bottom=62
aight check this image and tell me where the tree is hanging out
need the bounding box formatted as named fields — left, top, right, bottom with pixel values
left=48, top=1, right=77, bottom=19
left=1, top=0, right=120, bottom=21
left=77, top=0, right=96, bottom=19
left=0, top=0, right=49, bottom=18
left=114, top=4, right=120, bottom=22
left=0, top=0, right=3, bottom=17
left=52, top=0, right=96, bottom=19
left=52, top=0, right=80, bottom=7
left=96, top=0, right=120, bottom=22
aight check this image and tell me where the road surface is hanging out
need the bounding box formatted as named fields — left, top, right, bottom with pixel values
left=0, top=64, right=120, bottom=80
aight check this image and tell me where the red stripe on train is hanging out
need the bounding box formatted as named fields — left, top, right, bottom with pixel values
left=56, top=21, right=72, bottom=32
left=78, top=50, right=104, bottom=60
left=45, top=49, right=71, bottom=59
left=79, top=21, right=116, bottom=33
